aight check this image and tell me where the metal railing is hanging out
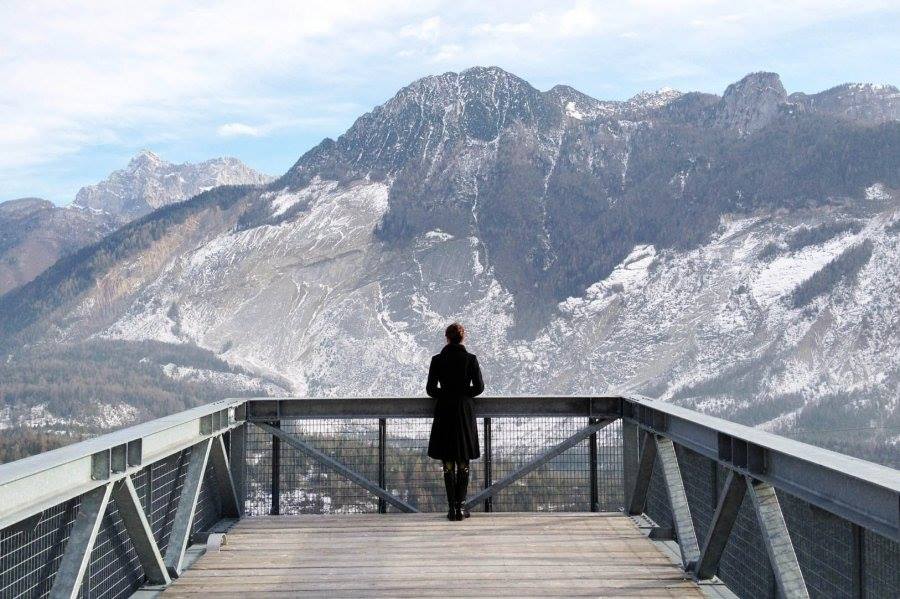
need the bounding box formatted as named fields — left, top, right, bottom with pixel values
left=1, top=395, right=897, bottom=599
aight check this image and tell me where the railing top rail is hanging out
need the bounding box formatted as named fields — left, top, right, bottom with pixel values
left=625, top=394, right=900, bottom=493
left=241, top=395, right=621, bottom=420
left=0, top=398, right=243, bottom=530
left=0, top=398, right=244, bottom=486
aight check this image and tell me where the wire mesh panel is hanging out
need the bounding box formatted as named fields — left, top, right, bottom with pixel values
left=490, top=417, right=623, bottom=512
left=864, top=529, right=899, bottom=597
left=635, top=435, right=900, bottom=599
left=780, top=492, right=856, bottom=598
left=244, top=420, right=381, bottom=515
left=244, top=423, right=273, bottom=515
left=84, top=493, right=144, bottom=599
left=0, top=499, right=79, bottom=598
left=0, top=443, right=227, bottom=599
left=244, top=417, right=625, bottom=515
left=595, top=420, right=625, bottom=511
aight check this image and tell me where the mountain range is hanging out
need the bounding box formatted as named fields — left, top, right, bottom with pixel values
left=0, top=152, right=271, bottom=294
left=0, top=67, right=897, bottom=464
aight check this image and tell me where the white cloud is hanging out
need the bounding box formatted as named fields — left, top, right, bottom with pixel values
left=401, top=16, right=443, bottom=42
left=217, top=123, right=263, bottom=138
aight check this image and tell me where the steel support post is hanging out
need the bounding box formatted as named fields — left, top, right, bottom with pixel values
left=627, top=431, right=657, bottom=516
left=111, top=475, right=171, bottom=585
left=622, top=419, right=640, bottom=510
left=589, top=417, right=600, bottom=512
left=49, top=483, right=113, bottom=599
left=484, top=417, right=493, bottom=512
left=378, top=418, right=387, bottom=514
left=209, top=434, right=241, bottom=518
left=851, top=523, right=864, bottom=599
left=747, top=478, right=810, bottom=599
left=270, top=420, right=281, bottom=516
left=695, top=470, right=747, bottom=579
left=229, top=422, right=246, bottom=514
left=163, top=439, right=212, bottom=577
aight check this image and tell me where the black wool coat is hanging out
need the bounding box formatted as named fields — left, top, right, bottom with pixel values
left=426, top=343, right=484, bottom=461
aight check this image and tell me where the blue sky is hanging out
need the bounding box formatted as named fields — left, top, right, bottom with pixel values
left=2, top=0, right=898, bottom=204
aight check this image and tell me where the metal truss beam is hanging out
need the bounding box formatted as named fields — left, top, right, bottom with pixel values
left=655, top=436, right=701, bottom=569
left=111, top=475, right=171, bottom=585
left=164, top=438, right=212, bottom=577
left=49, top=483, right=113, bottom=599
left=625, top=434, right=700, bottom=570
left=465, top=419, right=614, bottom=510
left=747, top=478, right=809, bottom=598
left=254, top=423, right=419, bottom=513
left=694, top=470, right=747, bottom=580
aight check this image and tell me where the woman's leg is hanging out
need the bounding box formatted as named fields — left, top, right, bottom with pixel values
left=442, top=460, right=459, bottom=521
left=455, top=460, right=470, bottom=518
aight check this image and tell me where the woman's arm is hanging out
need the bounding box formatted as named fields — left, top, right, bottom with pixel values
left=468, top=355, right=485, bottom=397
left=426, top=356, right=442, bottom=399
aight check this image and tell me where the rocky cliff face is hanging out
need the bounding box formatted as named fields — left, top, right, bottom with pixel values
left=716, top=72, right=787, bottom=134
left=1, top=68, right=897, bottom=458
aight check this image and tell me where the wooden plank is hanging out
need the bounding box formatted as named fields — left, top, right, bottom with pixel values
left=160, top=513, right=702, bottom=597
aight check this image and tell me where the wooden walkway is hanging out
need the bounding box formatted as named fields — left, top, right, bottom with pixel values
left=160, top=513, right=703, bottom=598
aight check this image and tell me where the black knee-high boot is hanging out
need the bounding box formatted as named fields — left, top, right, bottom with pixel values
left=442, top=462, right=460, bottom=521
left=456, top=461, right=470, bottom=519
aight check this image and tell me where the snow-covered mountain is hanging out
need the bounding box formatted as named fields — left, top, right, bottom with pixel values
left=0, top=152, right=271, bottom=295
left=73, top=150, right=272, bottom=218
left=1, top=68, right=897, bottom=459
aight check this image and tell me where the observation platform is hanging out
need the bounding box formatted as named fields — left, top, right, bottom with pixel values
left=157, top=513, right=704, bottom=598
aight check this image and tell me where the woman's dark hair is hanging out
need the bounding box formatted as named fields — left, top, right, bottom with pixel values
left=445, top=322, right=465, bottom=344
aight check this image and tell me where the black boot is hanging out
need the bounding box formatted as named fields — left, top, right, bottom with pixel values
left=443, top=464, right=460, bottom=521
left=456, top=463, right=471, bottom=519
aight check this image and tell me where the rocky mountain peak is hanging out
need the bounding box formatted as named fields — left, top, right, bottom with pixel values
left=284, top=66, right=555, bottom=184
left=73, top=151, right=272, bottom=218
left=717, top=71, right=787, bottom=134
left=128, top=149, right=164, bottom=168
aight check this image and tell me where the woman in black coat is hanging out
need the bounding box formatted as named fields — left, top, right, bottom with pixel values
left=426, top=322, right=484, bottom=521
